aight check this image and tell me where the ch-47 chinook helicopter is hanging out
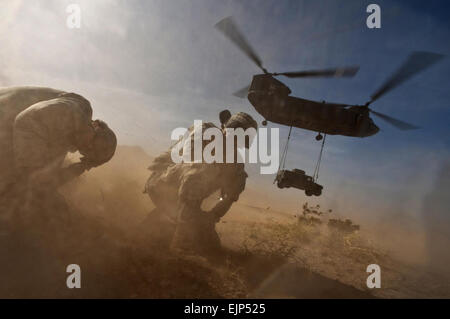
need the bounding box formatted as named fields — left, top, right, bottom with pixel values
left=215, top=16, right=445, bottom=141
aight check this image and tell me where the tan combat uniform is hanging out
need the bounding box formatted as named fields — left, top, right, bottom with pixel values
left=0, top=86, right=92, bottom=193
left=1, top=87, right=62, bottom=191
left=0, top=87, right=93, bottom=227
left=145, top=122, right=247, bottom=254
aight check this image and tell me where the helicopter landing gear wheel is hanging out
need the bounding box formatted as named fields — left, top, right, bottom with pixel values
left=262, top=120, right=268, bottom=126
left=315, top=133, right=323, bottom=141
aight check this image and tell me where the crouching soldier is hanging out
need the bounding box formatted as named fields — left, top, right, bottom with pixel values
left=144, top=111, right=257, bottom=255
left=0, top=86, right=117, bottom=224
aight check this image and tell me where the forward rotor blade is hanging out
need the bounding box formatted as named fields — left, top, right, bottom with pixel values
left=215, top=16, right=266, bottom=73
left=370, top=51, right=445, bottom=103
left=370, top=110, right=419, bottom=130
left=232, top=85, right=250, bottom=98
left=277, top=66, right=359, bottom=78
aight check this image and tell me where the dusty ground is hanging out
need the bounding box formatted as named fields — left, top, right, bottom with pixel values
left=219, top=205, right=450, bottom=298
left=1, top=145, right=449, bottom=298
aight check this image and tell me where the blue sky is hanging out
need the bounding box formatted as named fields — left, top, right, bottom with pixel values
left=210, top=0, right=450, bottom=217
left=1, top=0, right=449, bottom=220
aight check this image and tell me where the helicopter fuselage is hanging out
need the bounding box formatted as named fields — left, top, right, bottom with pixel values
left=247, top=74, right=380, bottom=137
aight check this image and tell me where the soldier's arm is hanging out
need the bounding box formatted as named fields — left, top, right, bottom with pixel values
left=209, top=196, right=235, bottom=221
left=14, top=119, right=93, bottom=189
left=210, top=169, right=247, bottom=221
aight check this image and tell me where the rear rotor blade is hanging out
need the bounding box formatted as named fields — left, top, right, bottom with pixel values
left=232, top=85, right=250, bottom=98
left=370, top=109, right=419, bottom=130
left=370, top=51, right=445, bottom=103
left=215, top=16, right=266, bottom=73
left=276, top=66, right=359, bottom=78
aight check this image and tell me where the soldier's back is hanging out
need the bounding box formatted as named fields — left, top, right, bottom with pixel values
left=0, top=87, right=64, bottom=194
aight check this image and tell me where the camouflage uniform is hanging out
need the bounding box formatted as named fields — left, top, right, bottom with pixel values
left=0, top=87, right=93, bottom=226
left=0, top=87, right=62, bottom=193
left=145, top=122, right=247, bottom=254
left=0, top=87, right=92, bottom=191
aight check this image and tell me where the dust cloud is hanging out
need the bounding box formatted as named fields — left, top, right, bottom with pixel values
left=0, top=145, right=449, bottom=298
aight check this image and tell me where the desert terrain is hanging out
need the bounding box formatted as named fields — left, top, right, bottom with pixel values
left=1, top=145, right=449, bottom=298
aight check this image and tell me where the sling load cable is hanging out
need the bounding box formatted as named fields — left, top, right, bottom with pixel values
left=313, top=134, right=326, bottom=182
left=274, top=126, right=293, bottom=183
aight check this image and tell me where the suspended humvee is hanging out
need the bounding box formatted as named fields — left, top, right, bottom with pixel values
left=275, top=169, right=323, bottom=196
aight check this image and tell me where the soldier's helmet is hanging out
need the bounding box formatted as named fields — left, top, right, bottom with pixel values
left=224, top=112, right=258, bottom=149
left=87, top=120, right=117, bottom=165
left=219, top=109, right=232, bottom=127
left=224, top=112, right=258, bottom=131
